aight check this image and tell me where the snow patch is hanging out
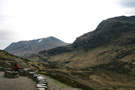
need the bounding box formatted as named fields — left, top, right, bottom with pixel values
left=38, top=38, right=43, bottom=42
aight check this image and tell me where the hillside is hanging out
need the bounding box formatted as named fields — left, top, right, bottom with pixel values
left=0, top=49, right=50, bottom=71
left=4, top=36, right=69, bottom=56
left=0, top=50, right=30, bottom=69
left=27, top=16, right=135, bottom=90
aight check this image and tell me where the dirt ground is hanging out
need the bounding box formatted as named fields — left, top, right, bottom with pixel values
left=0, top=72, right=36, bottom=90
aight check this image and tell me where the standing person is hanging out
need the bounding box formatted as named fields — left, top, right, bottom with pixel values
left=11, top=62, right=19, bottom=71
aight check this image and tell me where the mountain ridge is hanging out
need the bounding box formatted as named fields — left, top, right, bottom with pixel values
left=4, top=36, right=69, bottom=56
left=73, top=16, right=135, bottom=49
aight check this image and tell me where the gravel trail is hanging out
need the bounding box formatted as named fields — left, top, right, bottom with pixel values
left=0, top=72, right=36, bottom=90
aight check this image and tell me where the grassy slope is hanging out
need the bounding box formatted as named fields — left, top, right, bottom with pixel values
left=46, top=30, right=135, bottom=71
left=0, top=50, right=32, bottom=69
left=48, top=45, right=135, bottom=69
left=39, top=68, right=135, bottom=90
left=35, top=43, right=135, bottom=90
left=42, top=75, right=82, bottom=90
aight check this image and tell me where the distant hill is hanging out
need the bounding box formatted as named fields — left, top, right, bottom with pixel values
left=4, top=36, right=69, bottom=56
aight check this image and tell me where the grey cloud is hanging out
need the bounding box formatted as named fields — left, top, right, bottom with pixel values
left=116, top=0, right=135, bottom=15
left=0, top=30, right=12, bottom=39
left=117, top=0, right=135, bottom=8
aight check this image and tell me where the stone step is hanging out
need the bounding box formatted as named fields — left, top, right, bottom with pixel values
left=37, top=76, right=46, bottom=80
left=37, top=84, right=47, bottom=88
left=36, top=88, right=46, bottom=90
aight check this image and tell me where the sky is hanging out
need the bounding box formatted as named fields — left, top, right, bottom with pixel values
left=0, top=0, right=135, bottom=49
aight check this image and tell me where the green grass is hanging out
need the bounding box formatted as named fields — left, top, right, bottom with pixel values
left=41, top=74, right=82, bottom=90
left=46, top=75, right=68, bottom=90
left=39, top=72, right=95, bottom=90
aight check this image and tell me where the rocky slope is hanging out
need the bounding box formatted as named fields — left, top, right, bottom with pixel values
left=4, top=36, right=69, bottom=56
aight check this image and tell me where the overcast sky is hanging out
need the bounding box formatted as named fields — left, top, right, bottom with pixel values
left=0, top=0, right=135, bottom=49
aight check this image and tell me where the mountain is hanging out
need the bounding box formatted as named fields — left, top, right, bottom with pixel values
left=73, top=16, right=135, bottom=49
left=4, top=36, right=69, bottom=56
left=27, top=16, right=135, bottom=90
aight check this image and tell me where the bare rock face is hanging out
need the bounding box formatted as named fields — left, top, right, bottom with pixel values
left=4, top=36, right=69, bottom=56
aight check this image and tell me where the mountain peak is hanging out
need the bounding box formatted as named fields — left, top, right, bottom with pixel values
left=4, top=36, right=69, bottom=56
left=96, top=16, right=135, bottom=30
left=73, top=16, right=135, bottom=49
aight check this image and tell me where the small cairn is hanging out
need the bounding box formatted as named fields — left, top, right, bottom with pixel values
left=4, top=68, right=19, bottom=78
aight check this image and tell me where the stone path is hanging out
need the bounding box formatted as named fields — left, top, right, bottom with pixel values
left=0, top=72, right=36, bottom=90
